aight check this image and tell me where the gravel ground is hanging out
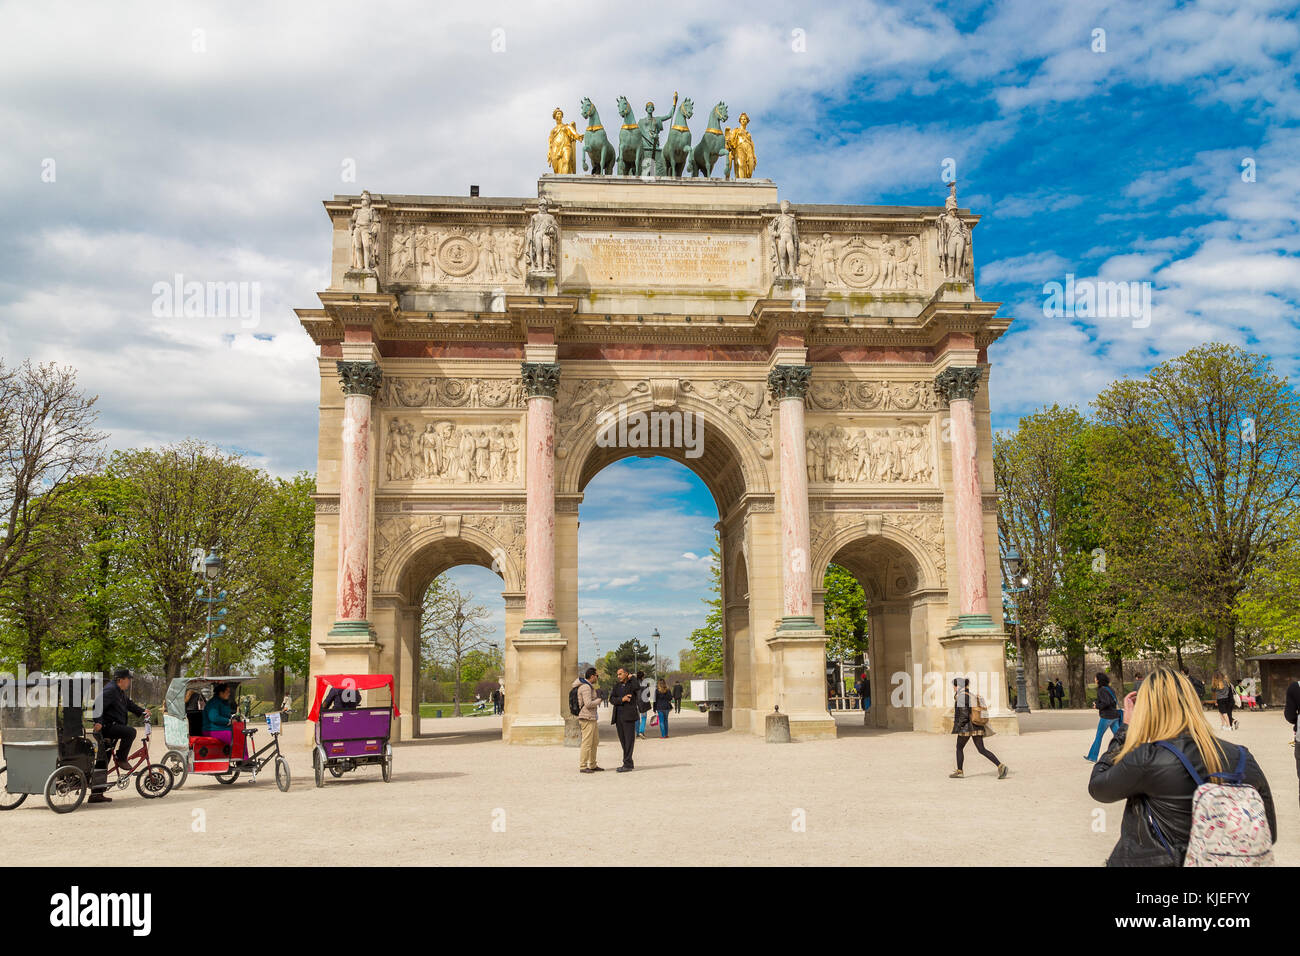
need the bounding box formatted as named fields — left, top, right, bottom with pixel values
left=4, top=707, right=1295, bottom=866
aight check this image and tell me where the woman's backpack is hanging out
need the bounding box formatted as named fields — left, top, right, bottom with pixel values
left=1149, top=742, right=1273, bottom=867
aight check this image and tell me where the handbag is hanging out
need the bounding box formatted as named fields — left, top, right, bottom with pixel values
left=650, top=714, right=659, bottom=727
left=969, top=692, right=988, bottom=727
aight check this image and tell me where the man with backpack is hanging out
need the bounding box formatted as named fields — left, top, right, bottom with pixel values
left=570, top=667, right=602, bottom=774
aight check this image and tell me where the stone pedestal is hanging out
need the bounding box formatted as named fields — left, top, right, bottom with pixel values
left=563, top=715, right=581, bottom=747
left=767, top=629, right=836, bottom=739
left=505, top=631, right=567, bottom=744
left=765, top=709, right=791, bottom=743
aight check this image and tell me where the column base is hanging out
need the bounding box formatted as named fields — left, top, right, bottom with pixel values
left=519, top=617, right=559, bottom=634
left=766, top=627, right=837, bottom=741
left=504, top=629, right=567, bottom=745
left=941, top=622, right=1021, bottom=734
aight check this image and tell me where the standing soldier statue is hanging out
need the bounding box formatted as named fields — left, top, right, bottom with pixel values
left=349, top=190, right=381, bottom=272
left=525, top=197, right=559, bottom=279
left=938, top=182, right=970, bottom=281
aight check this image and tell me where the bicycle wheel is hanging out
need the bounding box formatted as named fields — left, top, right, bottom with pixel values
left=274, top=755, right=291, bottom=792
left=382, top=744, right=393, bottom=782
left=135, top=764, right=174, bottom=799
left=0, top=766, right=28, bottom=810
left=214, top=769, right=241, bottom=785
left=312, top=747, right=324, bottom=788
left=160, top=749, right=189, bottom=789
left=44, top=766, right=87, bottom=814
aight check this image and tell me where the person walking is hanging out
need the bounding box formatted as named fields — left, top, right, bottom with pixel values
left=1086, top=672, right=1123, bottom=762
left=949, top=678, right=1007, bottom=779
left=1046, top=679, right=1057, bottom=709
left=1212, top=672, right=1237, bottom=730
left=635, top=670, right=650, bottom=739
left=653, top=678, right=673, bottom=738
left=1088, top=666, right=1276, bottom=866
left=610, top=668, right=640, bottom=772
left=1283, top=677, right=1300, bottom=809
left=1055, top=678, right=1067, bottom=708
left=672, top=681, right=683, bottom=714
left=573, top=667, right=603, bottom=774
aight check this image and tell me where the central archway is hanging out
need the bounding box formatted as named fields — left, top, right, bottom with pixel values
left=555, top=380, right=773, bottom=731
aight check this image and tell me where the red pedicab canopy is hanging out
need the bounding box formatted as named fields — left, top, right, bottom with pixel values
left=307, top=674, right=400, bottom=721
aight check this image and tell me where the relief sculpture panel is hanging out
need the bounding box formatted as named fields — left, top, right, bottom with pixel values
left=383, top=416, right=522, bottom=485
left=806, top=423, right=934, bottom=484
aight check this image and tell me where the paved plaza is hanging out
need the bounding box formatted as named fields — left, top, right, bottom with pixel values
left=7, top=708, right=1295, bottom=866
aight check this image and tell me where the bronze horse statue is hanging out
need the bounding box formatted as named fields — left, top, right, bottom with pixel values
left=579, top=97, right=616, bottom=175
left=661, top=97, right=694, bottom=177
left=686, top=101, right=728, bottom=177
left=615, top=96, right=640, bottom=175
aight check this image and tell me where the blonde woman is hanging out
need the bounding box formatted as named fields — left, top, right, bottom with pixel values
left=1088, top=666, right=1275, bottom=866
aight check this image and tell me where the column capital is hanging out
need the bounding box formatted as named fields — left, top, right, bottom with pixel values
left=767, top=364, right=812, bottom=401
left=521, top=361, right=561, bottom=398
left=336, top=360, right=382, bottom=397
left=933, top=365, right=982, bottom=404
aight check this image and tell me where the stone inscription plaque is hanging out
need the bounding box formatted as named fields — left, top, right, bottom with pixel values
left=563, top=230, right=762, bottom=291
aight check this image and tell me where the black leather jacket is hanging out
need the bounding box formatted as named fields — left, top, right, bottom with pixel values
left=1088, top=728, right=1276, bottom=866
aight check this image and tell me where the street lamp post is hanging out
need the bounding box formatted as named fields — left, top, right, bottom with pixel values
left=650, top=628, right=660, bottom=681
left=1002, top=548, right=1031, bottom=715
left=197, top=549, right=227, bottom=675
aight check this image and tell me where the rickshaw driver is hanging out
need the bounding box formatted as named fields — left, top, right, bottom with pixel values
left=202, top=682, right=236, bottom=745
left=322, top=682, right=361, bottom=712
left=90, top=668, right=148, bottom=804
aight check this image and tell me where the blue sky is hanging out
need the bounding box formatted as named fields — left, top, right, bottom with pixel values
left=3, top=0, right=1297, bottom=661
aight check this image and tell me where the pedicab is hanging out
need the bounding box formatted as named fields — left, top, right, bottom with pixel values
left=161, top=675, right=291, bottom=792
left=307, top=674, right=397, bottom=788
left=0, top=676, right=171, bottom=813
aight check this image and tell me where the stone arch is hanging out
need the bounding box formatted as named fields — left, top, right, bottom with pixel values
left=811, top=515, right=944, bottom=597
left=556, top=390, right=771, bottom=515
left=376, top=514, right=524, bottom=602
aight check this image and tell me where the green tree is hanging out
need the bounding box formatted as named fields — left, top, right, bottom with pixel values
left=421, top=578, right=491, bottom=715
left=823, top=564, right=867, bottom=664
left=1237, top=512, right=1300, bottom=651
left=686, top=538, right=723, bottom=676
left=1093, top=344, right=1300, bottom=678
left=244, top=472, right=315, bottom=702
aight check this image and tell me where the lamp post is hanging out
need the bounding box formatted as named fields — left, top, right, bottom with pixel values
left=650, top=628, right=660, bottom=681
left=1002, top=547, right=1031, bottom=714
left=197, top=549, right=227, bottom=675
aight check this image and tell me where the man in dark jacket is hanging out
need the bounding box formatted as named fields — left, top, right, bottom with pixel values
left=91, top=668, right=148, bottom=804
left=323, top=682, right=360, bottom=711
left=672, top=681, right=683, bottom=714
left=610, top=668, right=641, bottom=772
left=1284, top=678, right=1300, bottom=808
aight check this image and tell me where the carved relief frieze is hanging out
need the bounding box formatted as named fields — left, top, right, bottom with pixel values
left=805, top=379, right=941, bottom=412
left=806, top=423, right=935, bottom=484
left=381, top=376, right=526, bottom=409
left=383, top=416, right=521, bottom=485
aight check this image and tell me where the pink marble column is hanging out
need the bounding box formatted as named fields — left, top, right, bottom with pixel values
left=935, top=366, right=991, bottom=623
left=520, top=362, right=560, bottom=631
left=768, top=365, right=816, bottom=628
left=333, top=361, right=382, bottom=632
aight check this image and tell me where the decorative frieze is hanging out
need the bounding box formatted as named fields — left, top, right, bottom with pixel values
left=805, top=379, right=940, bottom=412
left=383, top=417, right=520, bottom=484
left=806, top=424, right=934, bottom=484
left=382, top=376, right=525, bottom=409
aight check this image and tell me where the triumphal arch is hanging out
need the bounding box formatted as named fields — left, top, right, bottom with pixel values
left=297, top=166, right=1016, bottom=744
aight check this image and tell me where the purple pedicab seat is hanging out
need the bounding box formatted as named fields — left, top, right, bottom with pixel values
left=317, top=707, right=392, bottom=759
